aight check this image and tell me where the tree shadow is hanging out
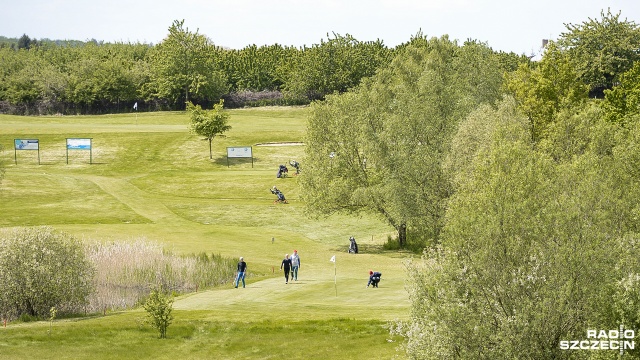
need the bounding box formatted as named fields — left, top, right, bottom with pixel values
left=212, top=155, right=260, bottom=167
left=332, top=243, right=387, bottom=255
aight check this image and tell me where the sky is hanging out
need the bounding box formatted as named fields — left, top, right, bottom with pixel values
left=1, top=0, right=639, bottom=55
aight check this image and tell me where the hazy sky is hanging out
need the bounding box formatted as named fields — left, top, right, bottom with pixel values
left=1, top=0, right=638, bottom=55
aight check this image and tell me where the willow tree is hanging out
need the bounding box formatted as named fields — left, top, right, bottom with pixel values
left=399, top=97, right=640, bottom=359
left=301, top=36, right=503, bottom=247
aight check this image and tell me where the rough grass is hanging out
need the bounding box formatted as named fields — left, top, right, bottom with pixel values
left=0, top=107, right=410, bottom=359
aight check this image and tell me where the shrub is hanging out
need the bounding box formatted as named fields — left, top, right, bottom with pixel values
left=0, top=227, right=95, bottom=320
left=143, top=288, right=174, bottom=339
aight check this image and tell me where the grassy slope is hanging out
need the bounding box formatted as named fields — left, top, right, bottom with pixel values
left=0, top=108, right=411, bottom=359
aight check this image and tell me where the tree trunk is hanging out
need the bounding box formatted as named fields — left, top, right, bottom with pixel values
left=398, top=223, right=407, bottom=248
left=209, top=138, right=213, bottom=159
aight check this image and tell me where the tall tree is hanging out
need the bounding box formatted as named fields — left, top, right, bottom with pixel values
left=149, top=20, right=228, bottom=108
left=505, top=42, right=588, bottom=143
left=17, top=34, right=31, bottom=50
left=398, top=98, right=640, bottom=358
left=301, top=37, right=503, bottom=247
left=187, top=100, right=231, bottom=159
left=282, top=33, right=391, bottom=101
left=557, top=9, right=640, bottom=98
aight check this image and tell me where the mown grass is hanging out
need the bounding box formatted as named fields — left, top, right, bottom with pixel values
left=0, top=107, right=410, bottom=359
left=0, top=312, right=402, bottom=360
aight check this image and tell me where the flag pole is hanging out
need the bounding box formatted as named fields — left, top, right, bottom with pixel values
left=330, top=255, right=337, bottom=297
left=134, top=101, right=138, bottom=125
left=334, top=260, right=337, bottom=297
left=333, top=255, right=337, bottom=297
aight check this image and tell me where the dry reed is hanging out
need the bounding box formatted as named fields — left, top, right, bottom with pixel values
left=85, top=238, right=235, bottom=313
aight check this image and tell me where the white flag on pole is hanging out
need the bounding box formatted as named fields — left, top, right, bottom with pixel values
left=330, top=255, right=336, bottom=263
left=133, top=102, right=138, bottom=110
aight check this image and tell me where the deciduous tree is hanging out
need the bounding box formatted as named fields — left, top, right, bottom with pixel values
left=188, top=100, right=231, bottom=159
left=557, top=9, right=640, bottom=98
left=149, top=20, right=228, bottom=108
left=301, top=37, right=503, bottom=247
left=282, top=33, right=391, bottom=101
left=399, top=97, right=640, bottom=359
left=0, top=227, right=95, bottom=320
left=143, top=288, right=174, bottom=339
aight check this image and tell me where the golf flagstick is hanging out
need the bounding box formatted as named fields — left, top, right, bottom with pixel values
left=133, top=101, right=138, bottom=125
left=330, top=255, right=336, bottom=296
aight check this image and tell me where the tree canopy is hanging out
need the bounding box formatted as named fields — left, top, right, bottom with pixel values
left=301, top=36, right=504, bottom=247
left=557, top=9, right=640, bottom=98
left=149, top=20, right=228, bottom=109
left=384, top=10, right=640, bottom=359
left=0, top=22, right=404, bottom=114
left=187, top=100, right=231, bottom=159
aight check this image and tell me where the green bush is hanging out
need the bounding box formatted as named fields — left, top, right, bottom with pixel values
left=0, top=227, right=95, bottom=320
left=143, top=288, right=174, bottom=339
left=382, top=233, right=432, bottom=253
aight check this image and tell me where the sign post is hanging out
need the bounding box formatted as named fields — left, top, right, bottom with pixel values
left=226, top=147, right=253, bottom=168
left=66, top=138, right=92, bottom=164
left=14, top=139, right=40, bottom=165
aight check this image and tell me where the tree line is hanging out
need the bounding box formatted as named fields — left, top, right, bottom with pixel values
left=301, top=9, right=640, bottom=358
left=0, top=20, right=431, bottom=115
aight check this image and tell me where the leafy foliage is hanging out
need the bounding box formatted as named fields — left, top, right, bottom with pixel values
left=187, top=99, right=231, bottom=159
left=282, top=33, right=391, bottom=101
left=505, top=42, right=588, bottom=143
left=557, top=9, right=640, bottom=98
left=148, top=20, right=228, bottom=108
left=602, top=61, right=640, bottom=126
left=301, top=36, right=504, bottom=247
left=396, top=98, right=640, bottom=358
left=0, top=227, right=95, bottom=320
left=143, top=288, right=174, bottom=339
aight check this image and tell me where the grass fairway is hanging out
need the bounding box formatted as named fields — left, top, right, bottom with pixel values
left=0, top=107, right=411, bottom=359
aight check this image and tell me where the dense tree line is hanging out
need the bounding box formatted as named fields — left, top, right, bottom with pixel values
left=0, top=20, right=399, bottom=115
left=302, top=9, right=640, bottom=359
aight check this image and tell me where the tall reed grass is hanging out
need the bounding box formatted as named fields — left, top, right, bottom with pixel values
left=85, top=238, right=236, bottom=313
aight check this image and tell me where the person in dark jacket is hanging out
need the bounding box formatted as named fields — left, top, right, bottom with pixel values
left=367, top=270, right=382, bottom=288
left=281, top=254, right=292, bottom=284
left=235, top=257, right=247, bottom=288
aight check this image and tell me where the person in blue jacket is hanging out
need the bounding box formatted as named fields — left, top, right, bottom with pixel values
left=367, top=270, right=382, bottom=288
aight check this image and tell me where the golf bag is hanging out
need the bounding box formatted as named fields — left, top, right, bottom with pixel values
left=270, top=186, right=288, bottom=204
left=276, top=164, right=289, bottom=178
left=348, top=236, right=359, bottom=254
left=289, top=160, right=301, bottom=175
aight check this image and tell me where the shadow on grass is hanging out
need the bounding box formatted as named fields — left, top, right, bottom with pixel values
left=211, top=155, right=261, bottom=167
left=332, top=244, right=387, bottom=255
